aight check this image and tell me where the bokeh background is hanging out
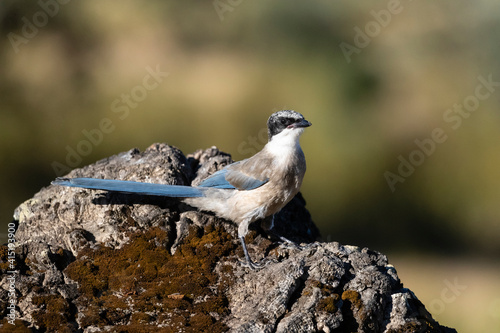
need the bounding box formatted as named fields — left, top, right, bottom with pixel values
left=1, top=1, right=500, bottom=331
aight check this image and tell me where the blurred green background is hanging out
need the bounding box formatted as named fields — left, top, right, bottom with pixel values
left=1, top=1, right=499, bottom=331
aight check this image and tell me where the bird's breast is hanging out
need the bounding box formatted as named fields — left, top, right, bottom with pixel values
left=230, top=150, right=306, bottom=222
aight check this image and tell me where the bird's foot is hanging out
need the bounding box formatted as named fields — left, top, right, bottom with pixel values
left=277, top=237, right=321, bottom=251
left=239, top=257, right=277, bottom=270
left=277, top=236, right=304, bottom=250
left=239, top=235, right=277, bottom=270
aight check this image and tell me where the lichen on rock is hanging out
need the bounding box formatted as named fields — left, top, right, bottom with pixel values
left=0, top=143, right=455, bottom=332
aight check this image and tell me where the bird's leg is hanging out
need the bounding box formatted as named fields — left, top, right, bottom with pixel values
left=239, top=236, right=265, bottom=270
left=237, top=220, right=267, bottom=269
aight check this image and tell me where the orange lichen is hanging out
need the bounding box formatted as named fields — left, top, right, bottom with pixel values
left=0, top=245, right=11, bottom=272
left=311, top=280, right=340, bottom=314
left=342, top=289, right=363, bottom=311
left=0, top=245, right=30, bottom=275
left=317, top=295, right=339, bottom=313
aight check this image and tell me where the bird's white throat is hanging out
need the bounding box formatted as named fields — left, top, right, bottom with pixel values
left=265, top=127, right=304, bottom=158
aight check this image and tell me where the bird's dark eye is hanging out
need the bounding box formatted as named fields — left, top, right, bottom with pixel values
left=281, top=117, right=294, bottom=127
left=267, top=111, right=306, bottom=139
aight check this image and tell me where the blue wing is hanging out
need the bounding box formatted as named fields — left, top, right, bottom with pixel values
left=197, top=169, right=235, bottom=189
left=198, top=162, right=269, bottom=191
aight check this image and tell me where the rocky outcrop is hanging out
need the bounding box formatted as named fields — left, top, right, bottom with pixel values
left=0, top=143, right=456, bottom=332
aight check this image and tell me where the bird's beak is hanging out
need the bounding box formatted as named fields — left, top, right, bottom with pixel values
left=296, top=119, right=312, bottom=128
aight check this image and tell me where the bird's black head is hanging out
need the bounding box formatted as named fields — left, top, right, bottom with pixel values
left=267, top=110, right=312, bottom=140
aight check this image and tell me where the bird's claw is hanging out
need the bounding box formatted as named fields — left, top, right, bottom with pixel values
left=277, top=236, right=304, bottom=250
left=239, top=257, right=276, bottom=270
left=277, top=237, right=321, bottom=251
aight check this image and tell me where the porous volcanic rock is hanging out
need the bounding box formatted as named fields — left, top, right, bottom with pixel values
left=0, top=143, right=456, bottom=332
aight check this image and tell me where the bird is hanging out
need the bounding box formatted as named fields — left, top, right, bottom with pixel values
left=52, top=110, right=312, bottom=269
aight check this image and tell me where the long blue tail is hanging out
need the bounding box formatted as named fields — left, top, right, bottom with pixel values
left=52, top=177, right=204, bottom=197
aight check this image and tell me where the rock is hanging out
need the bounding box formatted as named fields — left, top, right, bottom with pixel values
left=0, top=143, right=456, bottom=332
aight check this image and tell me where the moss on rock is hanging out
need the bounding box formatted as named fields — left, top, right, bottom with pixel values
left=31, top=294, right=73, bottom=332
left=64, top=224, right=235, bottom=331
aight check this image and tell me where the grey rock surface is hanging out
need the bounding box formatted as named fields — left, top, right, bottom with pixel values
left=0, top=143, right=455, bottom=332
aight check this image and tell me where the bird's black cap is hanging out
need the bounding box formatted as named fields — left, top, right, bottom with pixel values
left=267, top=110, right=311, bottom=140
